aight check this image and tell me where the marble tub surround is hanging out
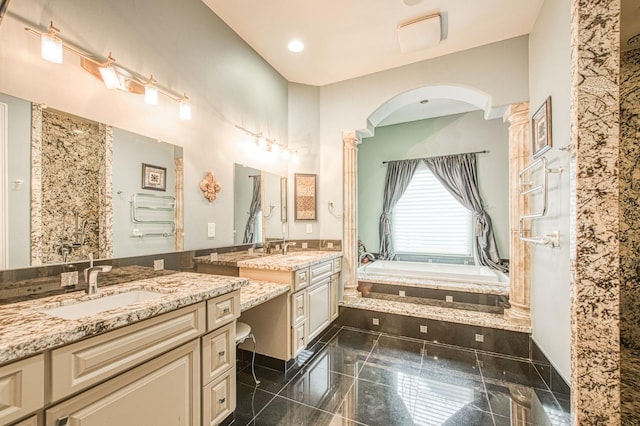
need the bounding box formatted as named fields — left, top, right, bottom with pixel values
left=0, top=272, right=247, bottom=364
left=237, top=251, right=342, bottom=271
left=357, top=273, right=509, bottom=296
left=239, top=280, right=290, bottom=312
left=339, top=297, right=530, bottom=334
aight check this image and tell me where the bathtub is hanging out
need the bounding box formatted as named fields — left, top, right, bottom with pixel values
left=357, top=260, right=509, bottom=287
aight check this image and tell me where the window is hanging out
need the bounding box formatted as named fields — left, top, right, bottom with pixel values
left=393, top=163, right=472, bottom=256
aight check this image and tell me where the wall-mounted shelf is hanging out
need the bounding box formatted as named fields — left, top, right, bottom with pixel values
left=518, top=157, right=562, bottom=247
left=129, top=193, right=176, bottom=238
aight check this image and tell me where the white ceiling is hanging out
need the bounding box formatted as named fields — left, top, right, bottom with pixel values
left=203, top=0, right=640, bottom=125
left=202, top=0, right=544, bottom=87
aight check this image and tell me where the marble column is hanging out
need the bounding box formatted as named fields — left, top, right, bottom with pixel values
left=342, top=130, right=361, bottom=302
left=503, top=102, right=531, bottom=327
left=30, top=104, right=43, bottom=266
left=570, top=0, right=621, bottom=423
left=98, top=123, right=113, bottom=259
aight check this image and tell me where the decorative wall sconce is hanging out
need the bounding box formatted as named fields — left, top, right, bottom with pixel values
left=200, top=171, right=221, bottom=202
left=235, top=125, right=298, bottom=162
left=25, top=21, right=191, bottom=120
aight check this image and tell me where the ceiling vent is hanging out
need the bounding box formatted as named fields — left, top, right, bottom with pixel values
left=397, top=13, right=441, bottom=53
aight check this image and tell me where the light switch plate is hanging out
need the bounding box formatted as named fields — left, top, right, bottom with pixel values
left=209, top=253, right=218, bottom=261
left=301, top=242, right=308, bottom=249
left=306, top=223, right=313, bottom=233
left=399, top=290, right=406, bottom=297
left=475, top=334, right=484, bottom=343
left=154, top=259, right=164, bottom=271
left=207, top=222, right=216, bottom=238
left=372, top=318, right=380, bottom=326
left=446, top=295, right=453, bottom=303
left=420, top=325, right=428, bottom=333
left=327, top=242, right=334, bottom=249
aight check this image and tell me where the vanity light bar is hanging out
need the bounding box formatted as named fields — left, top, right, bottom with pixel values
left=24, top=21, right=191, bottom=120
left=234, top=125, right=297, bottom=161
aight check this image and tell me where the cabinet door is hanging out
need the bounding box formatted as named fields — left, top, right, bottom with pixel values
left=292, top=321, right=306, bottom=357
left=202, top=322, right=235, bottom=385
left=46, top=340, right=200, bottom=426
left=307, top=278, right=330, bottom=341
left=291, top=289, right=307, bottom=325
left=202, top=369, right=235, bottom=426
left=0, top=355, right=44, bottom=425
left=330, top=274, right=340, bottom=321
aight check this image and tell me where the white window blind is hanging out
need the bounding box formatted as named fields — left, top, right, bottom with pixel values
left=393, top=163, right=472, bottom=256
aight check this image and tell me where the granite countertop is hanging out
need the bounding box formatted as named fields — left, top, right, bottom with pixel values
left=193, top=251, right=267, bottom=267
left=240, top=280, right=290, bottom=312
left=237, top=251, right=342, bottom=271
left=0, top=272, right=247, bottom=364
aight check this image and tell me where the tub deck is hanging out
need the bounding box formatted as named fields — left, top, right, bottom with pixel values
left=357, top=271, right=509, bottom=296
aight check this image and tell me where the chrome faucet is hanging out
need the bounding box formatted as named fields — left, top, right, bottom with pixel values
left=83, top=254, right=112, bottom=295
left=283, top=242, right=296, bottom=255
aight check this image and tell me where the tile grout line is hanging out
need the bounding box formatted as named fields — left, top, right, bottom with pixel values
left=475, top=349, right=498, bottom=426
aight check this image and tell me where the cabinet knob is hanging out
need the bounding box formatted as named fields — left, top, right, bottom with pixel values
left=218, top=350, right=225, bottom=357
left=56, top=417, right=69, bottom=426
left=219, top=397, right=226, bottom=404
left=223, top=307, right=230, bottom=314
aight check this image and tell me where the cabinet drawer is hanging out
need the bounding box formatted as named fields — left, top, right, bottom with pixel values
left=202, top=322, right=235, bottom=385
left=50, top=302, right=205, bottom=402
left=310, top=261, right=333, bottom=285
left=202, top=368, right=235, bottom=426
left=333, top=257, right=342, bottom=273
left=291, top=289, right=307, bottom=325
left=12, top=414, right=39, bottom=426
left=207, top=290, right=240, bottom=331
left=46, top=340, right=200, bottom=426
left=294, top=268, right=309, bottom=291
left=0, top=355, right=44, bottom=425
left=292, top=321, right=307, bottom=357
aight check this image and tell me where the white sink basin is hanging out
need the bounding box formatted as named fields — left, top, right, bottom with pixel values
left=41, top=290, right=164, bottom=320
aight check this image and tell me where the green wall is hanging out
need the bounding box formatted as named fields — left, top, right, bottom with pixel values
left=358, top=110, right=509, bottom=259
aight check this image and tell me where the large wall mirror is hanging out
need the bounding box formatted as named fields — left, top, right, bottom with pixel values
left=0, top=92, right=183, bottom=269
left=233, top=163, right=288, bottom=245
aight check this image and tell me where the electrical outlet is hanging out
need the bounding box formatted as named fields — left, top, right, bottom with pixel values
left=446, top=295, right=453, bottom=303
left=475, top=334, right=484, bottom=343
left=154, top=259, right=164, bottom=271
left=420, top=325, right=428, bottom=333
left=209, top=252, right=218, bottom=261
left=327, top=242, right=334, bottom=249
left=306, top=224, right=313, bottom=233
left=207, top=222, right=216, bottom=238
left=301, top=242, right=308, bottom=249
left=61, top=271, right=78, bottom=287
left=372, top=318, right=380, bottom=326
left=399, top=290, right=406, bottom=297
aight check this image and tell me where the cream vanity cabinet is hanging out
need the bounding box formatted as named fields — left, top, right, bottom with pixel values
left=0, top=354, right=44, bottom=425
left=239, top=255, right=342, bottom=360
left=37, top=290, right=240, bottom=426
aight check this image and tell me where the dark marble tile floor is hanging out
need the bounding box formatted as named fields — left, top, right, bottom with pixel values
left=234, top=326, right=570, bottom=426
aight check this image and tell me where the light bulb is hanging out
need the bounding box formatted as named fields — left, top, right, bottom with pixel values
left=99, top=66, right=121, bottom=89
left=282, top=149, right=290, bottom=160
left=292, top=152, right=300, bottom=163
left=257, top=136, right=267, bottom=150
left=145, top=84, right=158, bottom=105
left=179, top=97, right=191, bottom=120
left=288, top=39, right=305, bottom=53
left=272, top=143, right=280, bottom=155
left=41, top=33, right=63, bottom=63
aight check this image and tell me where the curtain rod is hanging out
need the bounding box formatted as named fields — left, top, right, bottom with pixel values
left=382, top=150, right=489, bottom=164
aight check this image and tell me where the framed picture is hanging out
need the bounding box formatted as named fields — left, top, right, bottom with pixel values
left=294, top=173, right=317, bottom=221
left=532, top=97, right=552, bottom=158
left=142, top=163, right=167, bottom=191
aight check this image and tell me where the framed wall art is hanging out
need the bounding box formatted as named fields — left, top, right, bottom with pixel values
left=294, top=173, right=317, bottom=221
left=532, top=97, right=552, bottom=158
left=142, top=163, right=167, bottom=191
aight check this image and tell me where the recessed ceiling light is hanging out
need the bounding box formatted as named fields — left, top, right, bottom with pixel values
left=288, top=39, right=305, bottom=53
